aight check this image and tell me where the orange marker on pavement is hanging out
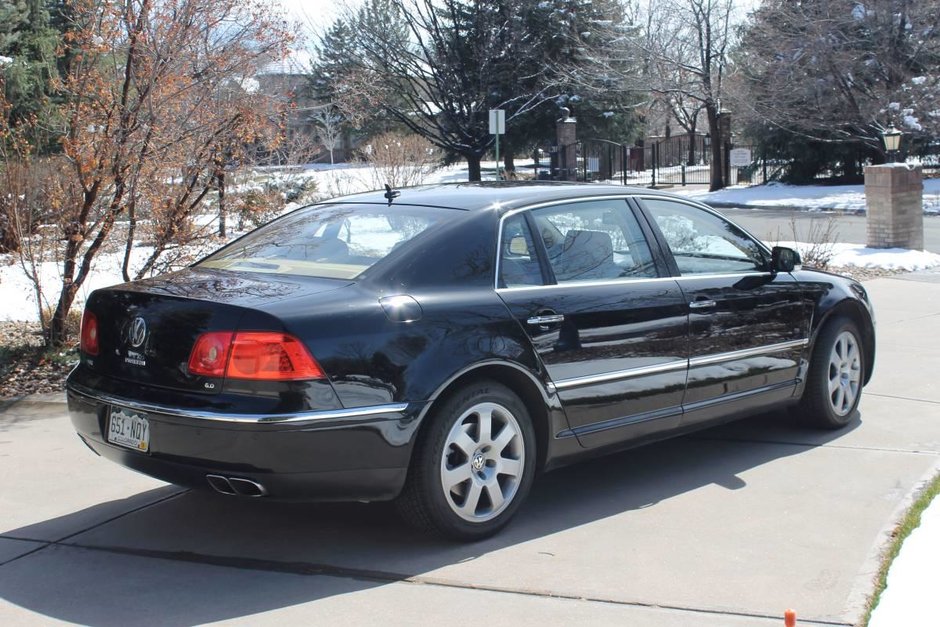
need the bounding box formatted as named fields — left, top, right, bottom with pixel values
left=784, top=609, right=797, bottom=627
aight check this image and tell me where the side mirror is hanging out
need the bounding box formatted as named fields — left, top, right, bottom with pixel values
left=771, top=246, right=801, bottom=273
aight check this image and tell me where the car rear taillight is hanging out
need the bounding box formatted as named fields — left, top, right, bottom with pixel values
left=188, top=332, right=233, bottom=378
left=187, top=331, right=324, bottom=381
left=80, top=309, right=99, bottom=356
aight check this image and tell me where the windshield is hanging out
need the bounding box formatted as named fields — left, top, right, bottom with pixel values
left=198, top=204, right=446, bottom=279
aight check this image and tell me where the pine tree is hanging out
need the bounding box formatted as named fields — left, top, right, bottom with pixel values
left=0, top=0, right=62, bottom=151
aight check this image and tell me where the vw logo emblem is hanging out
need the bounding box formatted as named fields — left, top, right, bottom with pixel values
left=128, top=316, right=147, bottom=348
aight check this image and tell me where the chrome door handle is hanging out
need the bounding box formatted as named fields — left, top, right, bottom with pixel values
left=527, top=314, right=565, bottom=325
left=689, top=300, right=717, bottom=310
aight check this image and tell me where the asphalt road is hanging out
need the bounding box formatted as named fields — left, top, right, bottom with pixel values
left=2, top=276, right=939, bottom=626
left=718, top=207, right=940, bottom=253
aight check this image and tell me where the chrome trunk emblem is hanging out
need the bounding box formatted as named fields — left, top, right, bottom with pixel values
left=128, top=316, right=148, bottom=348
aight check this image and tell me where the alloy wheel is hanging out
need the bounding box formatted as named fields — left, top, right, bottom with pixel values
left=828, top=330, right=861, bottom=416
left=439, top=401, right=525, bottom=523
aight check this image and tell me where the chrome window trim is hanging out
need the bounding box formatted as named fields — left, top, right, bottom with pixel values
left=68, top=382, right=410, bottom=425
left=495, top=271, right=777, bottom=293
left=549, top=338, right=809, bottom=391
left=496, top=275, right=678, bottom=293
left=494, top=193, right=782, bottom=291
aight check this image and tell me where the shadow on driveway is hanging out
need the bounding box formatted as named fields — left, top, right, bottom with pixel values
left=0, top=410, right=860, bottom=626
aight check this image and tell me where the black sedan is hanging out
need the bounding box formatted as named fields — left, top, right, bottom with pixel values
left=67, top=183, right=875, bottom=540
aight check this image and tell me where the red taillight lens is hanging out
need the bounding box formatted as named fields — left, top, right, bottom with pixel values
left=80, top=309, right=99, bottom=356
left=228, top=332, right=324, bottom=380
left=187, top=331, right=324, bottom=381
left=188, top=331, right=233, bottom=377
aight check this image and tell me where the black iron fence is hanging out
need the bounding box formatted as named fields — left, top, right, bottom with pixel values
left=538, top=135, right=770, bottom=188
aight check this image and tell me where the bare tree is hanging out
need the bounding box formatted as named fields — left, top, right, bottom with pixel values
left=361, top=131, right=441, bottom=188
left=44, top=0, right=291, bottom=345
left=640, top=0, right=735, bottom=189
left=312, top=107, right=342, bottom=164
left=566, top=0, right=736, bottom=190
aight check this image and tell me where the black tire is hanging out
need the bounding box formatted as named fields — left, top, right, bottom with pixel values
left=395, top=380, right=536, bottom=541
left=798, top=317, right=865, bottom=429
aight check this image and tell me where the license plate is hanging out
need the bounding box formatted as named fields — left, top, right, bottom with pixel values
left=107, top=407, right=150, bottom=452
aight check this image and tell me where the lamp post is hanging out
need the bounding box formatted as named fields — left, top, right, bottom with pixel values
left=882, top=126, right=902, bottom=163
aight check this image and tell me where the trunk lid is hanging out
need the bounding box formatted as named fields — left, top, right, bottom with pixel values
left=83, top=268, right=351, bottom=394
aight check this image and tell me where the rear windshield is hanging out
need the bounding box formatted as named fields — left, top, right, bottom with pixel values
left=198, top=204, right=446, bottom=279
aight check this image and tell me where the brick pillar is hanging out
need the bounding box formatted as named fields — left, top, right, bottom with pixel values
left=556, top=113, right=577, bottom=181
left=865, top=164, right=924, bottom=249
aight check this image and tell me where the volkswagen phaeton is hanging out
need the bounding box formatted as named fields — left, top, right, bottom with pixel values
left=67, top=183, right=875, bottom=540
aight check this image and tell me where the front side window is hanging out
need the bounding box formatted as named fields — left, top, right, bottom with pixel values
left=643, top=199, right=767, bottom=275
left=531, top=200, right=657, bottom=283
left=199, top=205, right=444, bottom=279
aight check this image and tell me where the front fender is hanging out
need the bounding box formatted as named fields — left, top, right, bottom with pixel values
left=795, top=269, right=876, bottom=385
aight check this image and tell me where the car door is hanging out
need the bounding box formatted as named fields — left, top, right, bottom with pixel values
left=496, top=198, right=689, bottom=450
left=636, top=197, right=810, bottom=427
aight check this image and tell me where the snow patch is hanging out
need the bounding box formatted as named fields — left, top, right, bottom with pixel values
left=869, top=495, right=940, bottom=627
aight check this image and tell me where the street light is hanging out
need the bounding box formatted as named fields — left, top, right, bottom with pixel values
left=882, top=126, right=902, bottom=162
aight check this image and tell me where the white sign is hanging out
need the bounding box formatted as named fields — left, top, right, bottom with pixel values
left=489, top=109, right=506, bottom=135
left=729, top=148, right=752, bottom=167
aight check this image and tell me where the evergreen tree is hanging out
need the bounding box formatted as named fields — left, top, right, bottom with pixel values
left=310, top=18, right=357, bottom=105
left=0, top=0, right=62, bottom=151
left=501, top=0, right=641, bottom=170
left=308, top=0, right=410, bottom=142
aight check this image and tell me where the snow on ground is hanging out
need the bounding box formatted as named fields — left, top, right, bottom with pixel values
left=769, top=241, right=940, bottom=272
left=868, top=494, right=940, bottom=627
left=677, top=178, right=940, bottom=214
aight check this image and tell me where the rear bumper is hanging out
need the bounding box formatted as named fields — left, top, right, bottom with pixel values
left=67, top=382, right=426, bottom=502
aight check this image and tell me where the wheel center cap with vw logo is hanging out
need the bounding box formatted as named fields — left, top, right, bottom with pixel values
left=128, top=316, right=148, bottom=348
left=471, top=452, right=486, bottom=471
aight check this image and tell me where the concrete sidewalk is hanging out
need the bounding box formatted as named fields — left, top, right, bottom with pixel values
left=1, top=274, right=939, bottom=626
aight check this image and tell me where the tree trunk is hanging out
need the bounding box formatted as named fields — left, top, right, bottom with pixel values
left=49, top=283, right=78, bottom=347
left=216, top=167, right=226, bottom=238
left=466, top=154, right=482, bottom=181
left=687, top=127, right=697, bottom=166
left=706, top=103, right=723, bottom=191
left=121, top=197, right=137, bottom=283
left=503, top=141, right=515, bottom=178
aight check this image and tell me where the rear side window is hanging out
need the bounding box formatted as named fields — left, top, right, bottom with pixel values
left=530, top=200, right=658, bottom=283
left=499, top=214, right=544, bottom=287
left=198, top=205, right=444, bottom=279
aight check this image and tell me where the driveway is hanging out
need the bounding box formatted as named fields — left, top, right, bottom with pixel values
left=2, top=275, right=939, bottom=627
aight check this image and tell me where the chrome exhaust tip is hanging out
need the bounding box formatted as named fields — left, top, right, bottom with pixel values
left=206, top=474, right=267, bottom=497
left=206, top=474, right=236, bottom=495
left=228, top=477, right=267, bottom=497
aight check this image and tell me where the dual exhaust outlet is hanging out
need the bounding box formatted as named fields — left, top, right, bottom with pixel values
left=206, top=474, right=267, bottom=497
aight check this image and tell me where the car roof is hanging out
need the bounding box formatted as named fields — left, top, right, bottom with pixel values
left=315, top=182, right=693, bottom=214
